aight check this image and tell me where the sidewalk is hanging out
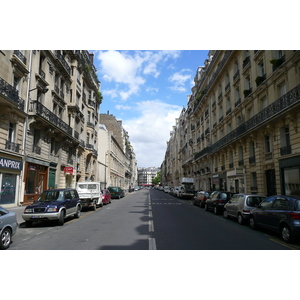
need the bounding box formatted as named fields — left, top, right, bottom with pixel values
left=7, top=206, right=25, bottom=225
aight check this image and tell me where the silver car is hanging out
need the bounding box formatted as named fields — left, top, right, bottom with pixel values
left=0, top=206, right=18, bottom=250
left=223, top=194, right=266, bottom=224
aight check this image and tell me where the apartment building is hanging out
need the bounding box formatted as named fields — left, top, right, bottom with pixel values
left=0, top=50, right=28, bottom=207
left=162, top=50, right=300, bottom=197
left=0, top=50, right=101, bottom=207
left=138, top=167, right=160, bottom=186
left=100, top=113, right=138, bottom=191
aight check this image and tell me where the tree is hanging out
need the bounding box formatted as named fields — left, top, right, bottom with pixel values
left=152, top=172, right=161, bottom=185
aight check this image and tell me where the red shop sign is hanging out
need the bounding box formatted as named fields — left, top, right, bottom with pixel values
left=64, top=167, right=74, bottom=175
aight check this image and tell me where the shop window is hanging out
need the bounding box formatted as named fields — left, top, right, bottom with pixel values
left=0, top=173, right=17, bottom=204
left=283, top=167, right=300, bottom=195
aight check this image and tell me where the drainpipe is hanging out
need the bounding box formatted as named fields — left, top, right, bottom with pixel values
left=18, top=50, right=33, bottom=206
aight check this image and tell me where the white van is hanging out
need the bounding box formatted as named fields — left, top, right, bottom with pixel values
left=75, top=182, right=103, bottom=210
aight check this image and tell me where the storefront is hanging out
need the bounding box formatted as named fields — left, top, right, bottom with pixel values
left=279, top=156, right=300, bottom=196
left=227, top=168, right=245, bottom=193
left=23, top=157, right=49, bottom=205
left=64, top=166, right=75, bottom=188
left=0, top=155, right=23, bottom=207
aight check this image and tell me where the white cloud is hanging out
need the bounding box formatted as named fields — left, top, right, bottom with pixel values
left=96, top=50, right=181, bottom=101
left=168, top=69, right=192, bottom=93
left=123, top=100, right=181, bottom=167
left=115, top=104, right=132, bottom=110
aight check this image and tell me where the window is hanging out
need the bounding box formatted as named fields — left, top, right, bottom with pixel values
left=273, top=197, right=289, bottom=210
left=238, top=146, right=243, bottom=166
left=278, top=81, right=286, bottom=97
left=257, top=60, right=265, bottom=76
left=265, top=135, right=271, bottom=153
left=8, top=122, right=15, bottom=142
left=251, top=172, right=257, bottom=189
left=249, top=141, right=255, bottom=164
left=13, top=75, right=21, bottom=91
left=260, top=197, right=275, bottom=208
left=260, top=95, right=268, bottom=110
left=283, top=167, right=300, bottom=195
left=280, top=126, right=291, bottom=155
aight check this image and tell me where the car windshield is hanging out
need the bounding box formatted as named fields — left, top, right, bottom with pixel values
left=77, top=184, right=98, bottom=190
left=38, top=191, right=64, bottom=202
left=109, top=187, right=119, bottom=192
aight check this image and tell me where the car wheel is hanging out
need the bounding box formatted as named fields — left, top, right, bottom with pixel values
left=92, top=202, right=97, bottom=211
left=57, top=210, right=65, bottom=226
left=281, top=225, right=294, bottom=243
left=0, top=228, right=12, bottom=250
left=204, top=204, right=208, bottom=211
left=237, top=214, right=244, bottom=225
left=74, top=206, right=81, bottom=218
left=214, top=206, right=219, bottom=215
left=249, top=216, right=256, bottom=230
left=223, top=210, right=229, bottom=219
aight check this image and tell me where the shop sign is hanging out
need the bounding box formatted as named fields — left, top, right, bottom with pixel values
left=64, top=167, right=74, bottom=175
left=0, top=157, right=23, bottom=171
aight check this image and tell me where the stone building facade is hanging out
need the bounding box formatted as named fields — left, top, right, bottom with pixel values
left=99, top=113, right=138, bottom=191
left=138, top=167, right=160, bottom=186
left=0, top=50, right=101, bottom=207
left=162, top=50, right=300, bottom=197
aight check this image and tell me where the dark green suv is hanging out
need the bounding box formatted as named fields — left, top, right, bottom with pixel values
left=108, top=187, right=125, bottom=199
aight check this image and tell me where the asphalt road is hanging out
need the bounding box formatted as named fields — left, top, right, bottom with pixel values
left=7, top=189, right=300, bottom=250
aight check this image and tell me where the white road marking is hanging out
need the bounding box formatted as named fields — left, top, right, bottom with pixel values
left=149, top=238, right=157, bottom=250
left=149, top=220, right=154, bottom=232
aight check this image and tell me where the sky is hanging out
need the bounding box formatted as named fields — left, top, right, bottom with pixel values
left=93, top=50, right=209, bottom=168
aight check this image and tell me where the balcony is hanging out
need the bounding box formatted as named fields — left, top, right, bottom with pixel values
left=33, top=145, right=41, bottom=155
left=0, top=77, right=25, bottom=111
left=55, top=51, right=71, bottom=75
left=255, top=74, right=266, bottom=87
left=271, top=56, right=285, bottom=72
left=5, top=140, right=20, bottom=153
left=29, top=101, right=72, bottom=136
left=13, top=50, right=27, bottom=65
left=243, top=88, right=252, bottom=98
left=243, top=56, right=250, bottom=70
left=280, top=145, right=292, bottom=156
left=249, top=156, right=256, bottom=164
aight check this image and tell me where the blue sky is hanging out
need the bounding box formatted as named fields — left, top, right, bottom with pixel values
left=93, top=50, right=209, bottom=168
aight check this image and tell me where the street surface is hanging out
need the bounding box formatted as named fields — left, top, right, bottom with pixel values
left=8, top=189, right=300, bottom=250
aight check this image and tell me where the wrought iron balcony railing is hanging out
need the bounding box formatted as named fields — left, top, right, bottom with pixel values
left=194, top=84, right=300, bottom=160
left=13, top=50, right=27, bottom=65
left=29, top=101, right=72, bottom=136
left=0, top=77, right=25, bottom=111
left=5, top=140, right=20, bottom=153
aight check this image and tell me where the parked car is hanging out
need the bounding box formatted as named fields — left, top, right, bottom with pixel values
left=0, top=206, right=18, bottom=250
left=205, top=191, right=235, bottom=214
left=223, top=194, right=267, bottom=224
left=193, top=191, right=212, bottom=208
left=249, top=195, right=300, bottom=243
left=171, top=186, right=180, bottom=197
left=163, top=186, right=171, bottom=193
left=102, top=189, right=112, bottom=205
left=22, top=188, right=82, bottom=227
left=108, top=187, right=125, bottom=199
left=76, top=182, right=103, bottom=210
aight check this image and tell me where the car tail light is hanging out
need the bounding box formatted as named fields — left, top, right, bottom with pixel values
left=216, top=200, right=223, bottom=203
left=243, top=210, right=250, bottom=213
left=290, top=212, right=300, bottom=220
